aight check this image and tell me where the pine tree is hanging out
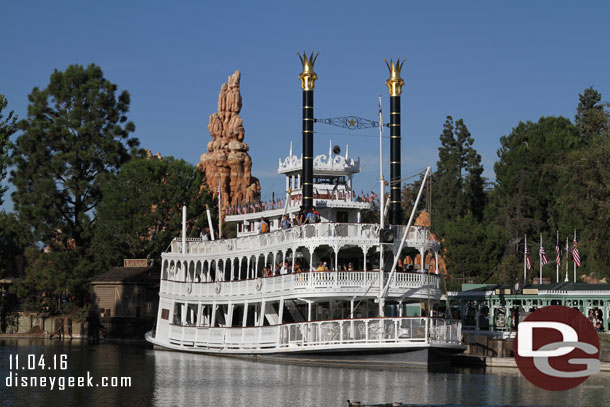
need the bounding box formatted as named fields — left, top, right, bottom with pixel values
left=575, top=86, right=605, bottom=140
left=11, top=64, right=138, bottom=249
left=431, top=116, right=485, bottom=235
left=0, top=95, right=17, bottom=206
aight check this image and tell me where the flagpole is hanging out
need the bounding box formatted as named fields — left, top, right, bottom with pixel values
left=523, top=234, right=527, bottom=287
left=573, top=229, right=577, bottom=283
left=556, top=230, right=560, bottom=283
left=378, top=95, right=385, bottom=317
left=539, top=234, right=543, bottom=283
left=565, top=236, right=569, bottom=282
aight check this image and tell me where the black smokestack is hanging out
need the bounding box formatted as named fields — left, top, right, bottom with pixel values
left=298, top=51, right=319, bottom=211
left=385, top=58, right=405, bottom=225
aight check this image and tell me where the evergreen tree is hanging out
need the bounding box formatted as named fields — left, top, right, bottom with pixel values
left=11, top=64, right=138, bottom=249
left=492, top=116, right=579, bottom=239
left=559, top=102, right=610, bottom=279
left=91, top=157, right=214, bottom=272
left=10, top=64, right=137, bottom=300
left=0, top=95, right=17, bottom=206
left=431, top=116, right=485, bottom=236
left=575, top=86, right=605, bottom=140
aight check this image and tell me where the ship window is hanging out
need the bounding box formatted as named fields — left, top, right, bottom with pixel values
left=161, top=308, right=169, bottom=320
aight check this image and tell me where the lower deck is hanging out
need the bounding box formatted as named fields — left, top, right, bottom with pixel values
left=148, top=316, right=463, bottom=356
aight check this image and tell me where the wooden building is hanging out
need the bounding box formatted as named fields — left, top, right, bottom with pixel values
left=90, top=259, right=159, bottom=339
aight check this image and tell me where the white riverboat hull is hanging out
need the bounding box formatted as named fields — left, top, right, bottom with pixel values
left=145, top=316, right=465, bottom=369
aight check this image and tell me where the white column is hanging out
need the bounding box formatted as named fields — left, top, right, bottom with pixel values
left=420, top=248, right=425, bottom=273
left=435, top=251, right=439, bottom=274
left=334, top=246, right=339, bottom=271
left=242, top=302, right=248, bottom=327
left=363, top=247, right=367, bottom=271
left=211, top=303, right=217, bottom=327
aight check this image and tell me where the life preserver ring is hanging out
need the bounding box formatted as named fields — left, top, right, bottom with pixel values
left=215, top=281, right=221, bottom=294
left=256, top=278, right=263, bottom=291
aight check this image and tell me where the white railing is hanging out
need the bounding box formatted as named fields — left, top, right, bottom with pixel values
left=169, top=222, right=446, bottom=257
left=160, top=271, right=441, bottom=299
left=170, top=223, right=382, bottom=256
left=167, top=317, right=462, bottom=351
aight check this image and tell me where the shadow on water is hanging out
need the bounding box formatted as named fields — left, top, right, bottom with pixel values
left=2, top=339, right=610, bottom=407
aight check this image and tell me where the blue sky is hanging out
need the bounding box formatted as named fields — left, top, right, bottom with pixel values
left=2, top=1, right=610, bottom=209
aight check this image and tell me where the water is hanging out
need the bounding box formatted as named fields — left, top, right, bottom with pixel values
left=1, top=339, right=609, bottom=407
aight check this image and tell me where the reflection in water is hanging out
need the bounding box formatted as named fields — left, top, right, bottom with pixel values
left=2, top=339, right=610, bottom=407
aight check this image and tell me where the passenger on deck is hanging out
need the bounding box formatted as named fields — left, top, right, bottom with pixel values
left=348, top=262, right=354, bottom=271
left=274, top=263, right=280, bottom=276
left=260, top=217, right=269, bottom=234
left=281, top=215, right=291, bottom=229
left=280, top=262, right=288, bottom=275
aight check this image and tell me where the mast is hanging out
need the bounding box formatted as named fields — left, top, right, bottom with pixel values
left=298, top=51, right=319, bottom=213
left=385, top=58, right=405, bottom=225
left=378, top=95, right=385, bottom=317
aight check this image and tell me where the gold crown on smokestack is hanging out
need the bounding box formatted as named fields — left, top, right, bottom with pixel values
left=298, top=51, right=319, bottom=90
left=385, top=58, right=405, bottom=96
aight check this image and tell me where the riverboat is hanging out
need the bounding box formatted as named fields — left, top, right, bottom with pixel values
left=145, top=53, right=464, bottom=368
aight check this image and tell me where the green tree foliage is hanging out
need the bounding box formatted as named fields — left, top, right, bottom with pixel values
left=91, top=157, right=214, bottom=271
left=0, top=212, right=31, bottom=278
left=575, top=86, right=605, bottom=140
left=0, top=95, right=17, bottom=206
left=431, top=116, right=485, bottom=236
left=442, top=214, right=507, bottom=285
left=11, top=64, right=138, bottom=250
left=491, top=116, right=580, bottom=239
left=558, top=101, right=610, bottom=279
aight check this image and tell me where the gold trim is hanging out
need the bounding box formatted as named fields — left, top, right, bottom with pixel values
left=390, top=161, right=400, bottom=164
left=298, top=51, right=319, bottom=90
left=390, top=112, right=400, bottom=115
left=303, top=156, right=313, bottom=159
left=302, top=130, right=313, bottom=133
left=302, top=182, right=313, bottom=185
left=385, top=58, right=405, bottom=96
left=390, top=136, right=400, bottom=139
left=389, top=124, right=400, bottom=127
left=303, top=106, right=314, bottom=109
left=390, top=200, right=401, bottom=204
left=303, top=118, right=314, bottom=121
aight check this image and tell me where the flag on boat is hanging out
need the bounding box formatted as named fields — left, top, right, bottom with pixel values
left=572, top=239, right=581, bottom=267
left=525, top=245, right=532, bottom=270
left=539, top=245, right=549, bottom=266
left=555, top=237, right=561, bottom=266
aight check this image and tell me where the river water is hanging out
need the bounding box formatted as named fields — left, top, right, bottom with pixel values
left=1, top=339, right=608, bottom=407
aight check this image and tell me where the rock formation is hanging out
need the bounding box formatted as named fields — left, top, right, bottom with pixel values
left=413, top=209, right=448, bottom=275
left=197, top=71, right=261, bottom=212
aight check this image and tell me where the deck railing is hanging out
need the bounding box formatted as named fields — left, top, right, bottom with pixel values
left=169, top=223, right=439, bottom=256
left=167, top=317, right=462, bottom=351
left=160, top=270, right=441, bottom=299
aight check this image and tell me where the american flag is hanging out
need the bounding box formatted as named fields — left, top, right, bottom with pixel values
left=539, top=245, right=549, bottom=266
left=572, top=239, right=581, bottom=267
left=555, top=237, right=561, bottom=266
left=525, top=245, right=532, bottom=270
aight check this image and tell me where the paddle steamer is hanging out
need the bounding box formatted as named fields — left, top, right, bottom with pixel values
left=146, top=53, right=464, bottom=368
